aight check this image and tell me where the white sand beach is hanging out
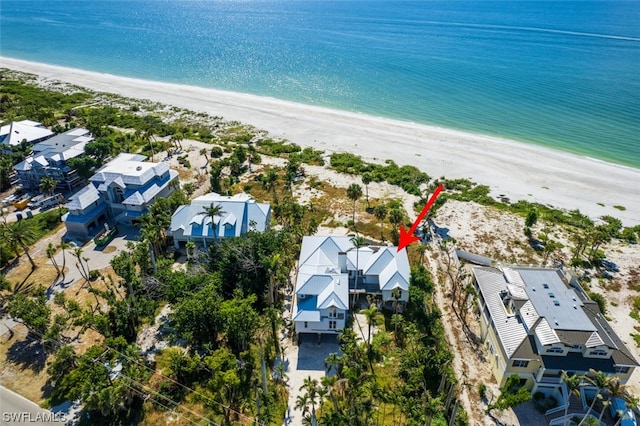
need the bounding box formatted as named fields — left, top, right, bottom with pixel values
left=2, top=57, right=639, bottom=225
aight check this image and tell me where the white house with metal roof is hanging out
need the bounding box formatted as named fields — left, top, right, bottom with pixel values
left=13, top=128, right=92, bottom=191
left=472, top=265, right=638, bottom=405
left=63, top=153, right=178, bottom=238
left=0, top=120, right=54, bottom=147
left=168, top=192, right=271, bottom=248
left=293, top=236, right=410, bottom=335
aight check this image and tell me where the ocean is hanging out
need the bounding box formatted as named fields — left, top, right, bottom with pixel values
left=1, top=0, right=639, bottom=168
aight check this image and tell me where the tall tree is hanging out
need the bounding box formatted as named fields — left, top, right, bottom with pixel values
left=198, top=202, right=226, bottom=246
left=579, top=369, right=613, bottom=426
left=373, top=204, right=388, bottom=241
left=261, top=168, right=280, bottom=204
left=346, top=184, right=363, bottom=228
left=361, top=173, right=372, bottom=208
left=1, top=219, right=38, bottom=270
left=351, top=236, right=366, bottom=308
left=561, top=371, right=583, bottom=426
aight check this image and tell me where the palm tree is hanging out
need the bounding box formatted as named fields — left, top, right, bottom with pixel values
left=561, top=370, right=583, bottom=426
left=373, top=204, right=387, bottom=241
left=388, top=207, right=403, bottom=244
left=46, top=243, right=61, bottom=279
left=579, top=369, right=612, bottom=426
left=59, top=241, right=70, bottom=282
left=360, top=303, right=378, bottom=373
left=350, top=236, right=365, bottom=307
left=39, top=176, right=57, bottom=196
left=297, top=377, right=321, bottom=426
left=199, top=148, right=209, bottom=166
left=361, top=173, right=372, bottom=208
left=1, top=220, right=37, bottom=270
left=262, top=168, right=279, bottom=204
left=346, top=184, right=362, bottom=229
left=199, top=203, right=226, bottom=246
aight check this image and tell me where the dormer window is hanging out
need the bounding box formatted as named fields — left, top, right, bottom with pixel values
left=589, top=349, right=607, bottom=356
left=546, top=347, right=563, bottom=354
left=329, top=307, right=337, bottom=318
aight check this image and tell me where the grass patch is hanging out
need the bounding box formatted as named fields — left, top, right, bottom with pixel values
left=632, top=333, right=640, bottom=347
left=613, top=205, right=626, bottom=211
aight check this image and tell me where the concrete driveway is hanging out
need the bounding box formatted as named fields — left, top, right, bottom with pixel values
left=283, top=334, right=340, bottom=426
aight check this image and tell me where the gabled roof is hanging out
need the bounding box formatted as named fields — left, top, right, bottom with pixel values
left=297, top=275, right=335, bottom=295
left=298, top=236, right=353, bottom=267
left=168, top=192, right=270, bottom=239
left=0, top=120, right=54, bottom=146
left=363, top=248, right=394, bottom=275
left=473, top=267, right=528, bottom=358
left=474, top=264, right=639, bottom=366
left=533, top=318, right=560, bottom=346
left=317, top=278, right=349, bottom=310
left=66, top=185, right=101, bottom=210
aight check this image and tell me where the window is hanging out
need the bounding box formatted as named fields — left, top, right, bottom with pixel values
left=589, top=349, right=607, bottom=356
left=615, top=366, right=630, bottom=374
left=304, top=322, right=308, bottom=328
left=328, top=308, right=337, bottom=318
left=546, top=347, right=563, bottom=354
left=512, top=360, right=529, bottom=368
left=329, top=321, right=336, bottom=329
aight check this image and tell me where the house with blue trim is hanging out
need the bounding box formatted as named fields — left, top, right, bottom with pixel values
left=293, top=236, right=410, bottom=335
left=63, top=153, right=178, bottom=239
left=168, top=192, right=271, bottom=248
left=13, top=127, right=91, bottom=191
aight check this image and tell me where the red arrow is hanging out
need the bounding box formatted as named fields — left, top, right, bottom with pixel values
left=397, top=184, right=444, bottom=252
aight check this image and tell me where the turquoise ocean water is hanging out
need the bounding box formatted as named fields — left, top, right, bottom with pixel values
left=1, top=0, right=639, bottom=168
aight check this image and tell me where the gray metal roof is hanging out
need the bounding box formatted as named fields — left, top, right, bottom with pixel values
left=517, top=268, right=595, bottom=332
left=473, top=267, right=528, bottom=358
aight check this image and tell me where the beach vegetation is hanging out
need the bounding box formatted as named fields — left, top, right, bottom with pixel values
left=256, top=138, right=301, bottom=155
left=329, top=153, right=429, bottom=195
left=486, top=374, right=531, bottom=414
left=613, top=205, right=626, bottom=211
left=0, top=75, right=91, bottom=125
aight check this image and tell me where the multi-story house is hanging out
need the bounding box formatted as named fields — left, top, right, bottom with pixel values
left=293, top=236, right=410, bottom=335
left=168, top=192, right=271, bottom=248
left=473, top=265, right=638, bottom=405
left=13, top=128, right=91, bottom=191
left=0, top=120, right=54, bottom=147
left=63, top=153, right=178, bottom=239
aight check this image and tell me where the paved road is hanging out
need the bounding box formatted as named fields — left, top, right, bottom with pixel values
left=0, top=386, right=66, bottom=425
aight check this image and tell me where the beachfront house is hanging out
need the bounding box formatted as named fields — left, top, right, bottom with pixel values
left=12, top=128, right=91, bottom=191
left=168, top=192, right=271, bottom=248
left=293, top=236, right=410, bottom=335
left=473, top=265, right=638, bottom=409
left=63, top=153, right=178, bottom=239
left=0, top=120, right=54, bottom=148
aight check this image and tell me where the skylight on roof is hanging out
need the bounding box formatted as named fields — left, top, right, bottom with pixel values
left=548, top=292, right=555, bottom=298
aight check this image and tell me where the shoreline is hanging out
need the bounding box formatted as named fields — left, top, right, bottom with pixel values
left=2, top=56, right=639, bottom=226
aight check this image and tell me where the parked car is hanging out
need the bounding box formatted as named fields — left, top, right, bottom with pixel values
left=610, top=397, right=637, bottom=426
